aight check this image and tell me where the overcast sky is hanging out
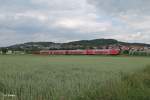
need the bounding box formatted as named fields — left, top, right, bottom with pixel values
left=0, top=0, right=150, bottom=46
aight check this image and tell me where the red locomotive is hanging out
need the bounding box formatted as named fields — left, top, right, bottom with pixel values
left=38, top=49, right=120, bottom=55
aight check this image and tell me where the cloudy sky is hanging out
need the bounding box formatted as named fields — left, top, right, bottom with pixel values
left=0, top=0, right=150, bottom=46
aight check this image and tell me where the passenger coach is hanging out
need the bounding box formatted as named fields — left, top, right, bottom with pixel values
left=38, top=49, right=120, bottom=55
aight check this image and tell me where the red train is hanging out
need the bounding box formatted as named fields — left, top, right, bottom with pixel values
left=37, top=49, right=120, bottom=55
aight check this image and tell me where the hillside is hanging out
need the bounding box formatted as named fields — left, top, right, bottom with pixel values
left=1, top=39, right=150, bottom=51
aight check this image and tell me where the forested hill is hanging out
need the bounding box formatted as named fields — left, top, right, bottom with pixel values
left=1, top=39, right=150, bottom=51
left=65, top=39, right=119, bottom=46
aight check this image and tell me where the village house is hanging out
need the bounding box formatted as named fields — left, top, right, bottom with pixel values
left=6, top=50, right=13, bottom=54
left=0, top=50, right=2, bottom=54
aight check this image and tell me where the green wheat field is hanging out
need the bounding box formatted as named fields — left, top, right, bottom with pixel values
left=0, top=55, right=150, bottom=100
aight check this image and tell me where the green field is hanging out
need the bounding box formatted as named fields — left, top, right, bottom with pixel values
left=0, top=55, right=150, bottom=100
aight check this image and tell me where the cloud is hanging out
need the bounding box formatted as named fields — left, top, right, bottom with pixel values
left=88, top=0, right=150, bottom=15
left=53, top=17, right=112, bottom=33
left=106, top=32, right=149, bottom=43
left=0, top=0, right=150, bottom=46
left=87, top=0, right=150, bottom=43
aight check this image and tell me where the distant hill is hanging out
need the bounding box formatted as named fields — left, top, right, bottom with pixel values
left=6, top=42, right=61, bottom=51
left=1, top=39, right=150, bottom=51
left=62, top=39, right=150, bottom=49
left=65, top=39, right=119, bottom=46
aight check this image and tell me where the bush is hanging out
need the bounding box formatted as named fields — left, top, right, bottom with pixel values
left=129, top=51, right=150, bottom=56
left=121, top=50, right=129, bottom=55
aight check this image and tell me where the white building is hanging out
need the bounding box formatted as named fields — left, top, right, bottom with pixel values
left=0, top=50, right=2, bottom=54
left=6, top=50, right=13, bottom=54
